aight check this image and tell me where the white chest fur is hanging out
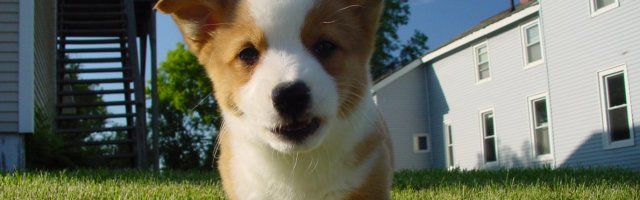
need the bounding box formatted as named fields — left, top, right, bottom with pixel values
left=223, top=99, right=380, bottom=200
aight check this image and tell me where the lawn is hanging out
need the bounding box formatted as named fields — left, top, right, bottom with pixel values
left=1, top=168, right=639, bottom=199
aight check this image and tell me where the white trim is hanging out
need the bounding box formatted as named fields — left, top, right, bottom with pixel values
left=597, top=64, right=635, bottom=149
left=413, top=133, right=430, bottom=153
left=590, top=0, right=619, bottom=17
left=521, top=19, right=545, bottom=69
left=527, top=92, right=554, bottom=161
left=18, top=0, right=35, bottom=134
left=479, top=107, right=499, bottom=166
left=473, top=41, right=492, bottom=84
left=372, top=4, right=540, bottom=92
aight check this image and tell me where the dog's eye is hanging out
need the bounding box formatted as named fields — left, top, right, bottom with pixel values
left=313, top=39, right=337, bottom=58
left=238, top=47, right=260, bottom=65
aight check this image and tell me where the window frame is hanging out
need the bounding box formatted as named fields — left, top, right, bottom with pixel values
left=521, top=19, right=545, bottom=69
left=444, top=120, right=455, bottom=169
left=527, top=93, right=554, bottom=161
left=598, top=64, right=635, bottom=149
left=473, top=41, right=492, bottom=84
left=590, top=0, right=620, bottom=17
left=413, top=133, right=430, bottom=153
left=479, top=108, right=499, bottom=166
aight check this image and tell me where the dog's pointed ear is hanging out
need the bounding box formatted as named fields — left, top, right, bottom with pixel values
left=155, top=0, right=229, bottom=55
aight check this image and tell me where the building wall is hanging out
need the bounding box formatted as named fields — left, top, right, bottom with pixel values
left=34, top=0, right=56, bottom=116
left=541, top=0, right=640, bottom=169
left=0, top=0, right=19, bottom=133
left=427, top=14, right=550, bottom=169
left=374, top=62, right=431, bottom=171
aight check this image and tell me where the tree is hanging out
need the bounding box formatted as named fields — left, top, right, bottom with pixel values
left=150, top=43, right=221, bottom=170
left=26, top=62, right=110, bottom=169
left=371, top=0, right=430, bottom=80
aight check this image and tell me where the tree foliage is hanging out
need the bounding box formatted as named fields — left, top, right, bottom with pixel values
left=26, top=62, right=110, bottom=169
left=371, top=0, right=430, bottom=80
left=151, top=43, right=220, bottom=170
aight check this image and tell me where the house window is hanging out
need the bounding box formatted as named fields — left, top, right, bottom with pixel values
left=522, top=21, right=543, bottom=67
left=590, top=0, right=619, bottom=16
left=599, top=65, right=634, bottom=149
left=413, top=134, right=430, bottom=153
left=528, top=94, right=553, bottom=159
left=480, top=109, right=498, bottom=164
left=474, top=42, right=491, bottom=82
left=444, top=122, right=454, bottom=168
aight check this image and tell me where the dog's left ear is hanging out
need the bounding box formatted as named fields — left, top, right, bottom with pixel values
left=155, top=0, right=231, bottom=55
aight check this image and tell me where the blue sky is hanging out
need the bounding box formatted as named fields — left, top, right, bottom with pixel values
left=155, top=0, right=517, bottom=64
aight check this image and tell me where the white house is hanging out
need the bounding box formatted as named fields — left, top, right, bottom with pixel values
left=374, top=0, right=640, bottom=170
left=0, top=0, right=56, bottom=172
left=1, top=0, right=155, bottom=171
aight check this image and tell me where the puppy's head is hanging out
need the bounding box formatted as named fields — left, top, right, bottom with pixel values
left=156, top=0, right=383, bottom=153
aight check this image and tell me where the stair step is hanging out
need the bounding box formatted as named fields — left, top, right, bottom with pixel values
left=60, top=67, right=129, bottom=74
left=61, top=0, right=122, bottom=4
left=62, top=47, right=123, bottom=53
left=59, top=89, right=134, bottom=96
left=59, top=78, right=132, bottom=85
left=57, top=126, right=135, bottom=134
left=59, top=39, right=124, bottom=45
left=59, top=29, right=127, bottom=37
left=60, top=20, right=125, bottom=30
left=60, top=4, right=122, bottom=11
left=61, top=57, right=125, bottom=63
left=70, top=139, right=136, bottom=147
left=56, top=113, right=135, bottom=120
left=59, top=12, right=124, bottom=17
left=104, top=153, right=136, bottom=160
left=57, top=100, right=135, bottom=108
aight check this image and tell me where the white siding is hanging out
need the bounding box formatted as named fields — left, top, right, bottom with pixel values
left=541, top=0, right=640, bottom=169
left=427, top=15, right=550, bottom=170
left=375, top=63, right=431, bottom=171
left=33, top=0, right=56, bottom=116
left=0, top=0, right=19, bottom=133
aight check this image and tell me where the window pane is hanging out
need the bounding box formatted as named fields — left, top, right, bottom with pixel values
left=484, top=113, right=494, bottom=137
left=477, top=45, right=487, bottom=54
left=418, top=136, right=428, bottom=150
left=478, top=52, right=489, bottom=63
left=596, top=0, right=616, bottom=9
left=447, top=125, right=453, bottom=145
left=535, top=128, right=550, bottom=155
left=606, top=73, right=627, bottom=107
left=527, top=43, right=542, bottom=63
left=534, top=99, right=548, bottom=127
left=448, top=146, right=455, bottom=167
left=609, top=106, right=631, bottom=141
left=484, top=138, right=497, bottom=162
left=526, top=25, right=540, bottom=44
left=479, top=63, right=489, bottom=71
left=480, top=70, right=490, bottom=80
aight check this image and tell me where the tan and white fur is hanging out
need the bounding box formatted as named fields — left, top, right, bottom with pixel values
left=155, top=0, right=392, bottom=199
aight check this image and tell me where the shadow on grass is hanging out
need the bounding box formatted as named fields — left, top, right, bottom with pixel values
left=393, top=168, right=640, bottom=190
left=16, top=169, right=222, bottom=185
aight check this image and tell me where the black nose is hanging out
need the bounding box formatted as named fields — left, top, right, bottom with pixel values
left=272, top=81, right=311, bottom=119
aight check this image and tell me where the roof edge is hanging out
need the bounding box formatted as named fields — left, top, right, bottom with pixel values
left=372, top=4, right=540, bottom=92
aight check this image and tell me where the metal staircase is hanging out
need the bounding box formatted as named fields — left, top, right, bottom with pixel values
left=55, top=0, right=156, bottom=168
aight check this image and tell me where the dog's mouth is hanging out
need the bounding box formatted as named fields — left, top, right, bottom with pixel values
left=271, top=117, right=321, bottom=142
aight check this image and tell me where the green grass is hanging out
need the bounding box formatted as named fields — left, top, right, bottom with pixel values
left=1, top=168, right=639, bottom=199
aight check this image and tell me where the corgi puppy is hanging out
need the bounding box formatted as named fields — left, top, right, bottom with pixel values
left=155, top=0, right=392, bottom=199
